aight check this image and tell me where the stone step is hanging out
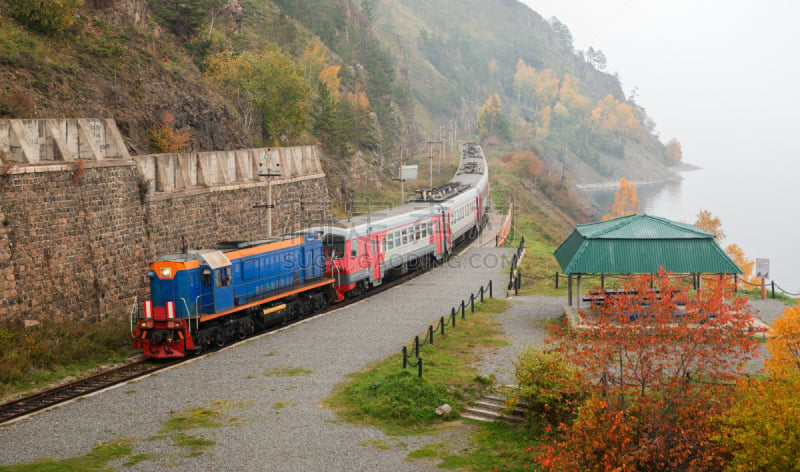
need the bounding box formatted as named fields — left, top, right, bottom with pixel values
left=462, top=393, right=527, bottom=424
left=461, top=405, right=524, bottom=424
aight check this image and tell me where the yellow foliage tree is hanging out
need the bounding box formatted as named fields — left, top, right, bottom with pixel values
left=766, top=302, right=800, bottom=376
left=318, top=65, right=341, bottom=103
left=718, top=302, right=800, bottom=470
left=602, top=177, right=639, bottom=220
left=694, top=209, right=726, bottom=241
left=477, top=93, right=510, bottom=143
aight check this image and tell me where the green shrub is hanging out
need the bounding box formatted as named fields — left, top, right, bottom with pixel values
left=5, top=0, right=85, bottom=35
left=512, top=345, right=588, bottom=427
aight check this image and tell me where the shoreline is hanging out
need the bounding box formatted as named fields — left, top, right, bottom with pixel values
left=576, top=162, right=701, bottom=191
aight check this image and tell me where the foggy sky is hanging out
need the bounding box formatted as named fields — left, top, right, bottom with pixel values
left=519, top=0, right=800, bottom=170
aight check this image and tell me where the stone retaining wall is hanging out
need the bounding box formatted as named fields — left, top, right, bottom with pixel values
left=0, top=120, right=331, bottom=322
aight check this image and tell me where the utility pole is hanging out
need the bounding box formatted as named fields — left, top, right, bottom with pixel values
left=255, top=149, right=281, bottom=237
left=392, top=147, right=405, bottom=205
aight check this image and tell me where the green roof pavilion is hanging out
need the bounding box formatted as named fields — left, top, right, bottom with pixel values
left=554, top=214, right=741, bottom=306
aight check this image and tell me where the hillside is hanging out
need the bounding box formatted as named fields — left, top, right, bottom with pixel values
left=0, top=0, right=677, bottom=223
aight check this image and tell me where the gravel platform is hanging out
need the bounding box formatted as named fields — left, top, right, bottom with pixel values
left=0, top=247, right=514, bottom=471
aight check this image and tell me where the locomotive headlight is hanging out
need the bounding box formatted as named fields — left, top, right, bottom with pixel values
left=160, top=267, right=172, bottom=278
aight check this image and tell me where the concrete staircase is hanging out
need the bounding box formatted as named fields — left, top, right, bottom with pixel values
left=461, top=394, right=527, bottom=424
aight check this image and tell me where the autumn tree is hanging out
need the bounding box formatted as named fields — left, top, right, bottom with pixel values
left=725, top=243, right=753, bottom=282
left=150, top=112, right=191, bottom=153
left=694, top=209, right=726, bottom=241
left=665, top=138, right=683, bottom=165
left=537, top=271, right=759, bottom=471
left=477, top=93, right=510, bottom=143
left=717, top=301, right=800, bottom=471
left=205, top=43, right=310, bottom=144
left=602, top=177, right=640, bottom=220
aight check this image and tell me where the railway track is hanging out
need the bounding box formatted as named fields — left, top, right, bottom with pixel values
left=0, top=241, right=477, bottom=425
left=0, top=360, right=178, bottom=424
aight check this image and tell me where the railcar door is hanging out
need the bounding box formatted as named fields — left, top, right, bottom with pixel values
left=371, top=237, right=383, bottom=283
left=433, top=218, right=443, bottom=256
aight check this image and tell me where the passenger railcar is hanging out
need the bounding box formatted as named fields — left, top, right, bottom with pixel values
left=133, top=233, right=334, bottom=358
left=310, top=142, right=490, bottom=301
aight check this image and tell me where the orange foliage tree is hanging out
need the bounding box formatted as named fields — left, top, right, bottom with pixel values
left=602, top=177, right=639, bottom=220
left=717, top=301, right=800, bottom=470
left=537, top=271, right=759, bottom=471
left=694, top=209, right=726, bottom=241
left=725, top=243, right=754, bottom=282
left=665, top=138, right=683, bottom=166
left=150, top=112, right=191, bottom=153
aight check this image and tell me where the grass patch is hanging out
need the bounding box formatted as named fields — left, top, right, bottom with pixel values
left=414, top=421, right=539, bottom=471
left=0, top=318, right=137, bottom=400
left=273, top=401, right=299, bottom=410
left=0, top=440, right=133, bottom=472
left=263, top=366, right=312, bottom=377
left=324, top=298, right=509, bottom=435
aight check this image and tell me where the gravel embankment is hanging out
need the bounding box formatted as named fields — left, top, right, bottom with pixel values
left=0, top=247, right=514, bottom=471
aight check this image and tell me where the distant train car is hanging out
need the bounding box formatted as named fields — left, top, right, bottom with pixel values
left=133, top=233, right=334, bottom=358
left=310, top=142, right=489, bottom=301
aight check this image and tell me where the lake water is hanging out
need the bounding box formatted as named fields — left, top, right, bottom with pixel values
left=582, top=162, right=800, bottom=296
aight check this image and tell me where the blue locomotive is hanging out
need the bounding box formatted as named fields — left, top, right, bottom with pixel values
left=133, top=233, right=335, bottom=358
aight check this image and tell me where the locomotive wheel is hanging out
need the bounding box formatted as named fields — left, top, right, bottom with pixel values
left=193, top=334, right=208, bottom=355
left=214, top=330, right=226, bottom=348
left=237, top=323, right=248, bottom=340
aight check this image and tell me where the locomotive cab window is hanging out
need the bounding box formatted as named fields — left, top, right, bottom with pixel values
left=322, top=233, right=345, bottom=259
left=215, top=267, right=232, bottom=288
left=202, top=268, right=212, bottom=286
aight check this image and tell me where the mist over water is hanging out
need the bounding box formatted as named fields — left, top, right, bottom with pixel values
left=583, top=162, right=800, bottom=296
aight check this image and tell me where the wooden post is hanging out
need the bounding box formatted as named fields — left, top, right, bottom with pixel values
left=761, top=278, right=767, bottom=299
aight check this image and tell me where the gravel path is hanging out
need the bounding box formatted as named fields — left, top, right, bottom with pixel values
left=474, top=295, right=564, bottom=385
left=0, top=247, right=514, bottom=471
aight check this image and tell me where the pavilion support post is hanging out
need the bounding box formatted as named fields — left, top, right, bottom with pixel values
left=601, top=273, right=605, bottom=289
left=577, top=275, right=582, bottom=309
left=568, top=274, right=573, bottom=306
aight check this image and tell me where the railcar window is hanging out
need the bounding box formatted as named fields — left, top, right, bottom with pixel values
left=387, top=233, right=394, bottom=250
left=415, top=225, right=421, bottom=240
left=395, top=232, right=401, bottom=247
left=402, top=229, right=408, bottom=245
left=351, top=240, right=358, bottom=258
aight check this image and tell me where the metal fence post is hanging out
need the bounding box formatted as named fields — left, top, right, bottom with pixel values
left=415, top=335, right=420, bottom=358
left=489, top=279, right=493, bottom=298
left=403, top=346, right=408, bottom=369
left=440, top=316, right=446, bottom=336
left=418, top=358, right=423, bottom=378
left=461, top=300, right=465, bottom=318
left=480, top=285, right=484, bottom=302
left=451, top=309, right=456, bottom=328
left=772, top=281, right=775, bottom=299
left=429, top=325, right=434, bottom=346
left=555, top=272, right=559, bottom=289
left=470, top=293, right=475, bottom=312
